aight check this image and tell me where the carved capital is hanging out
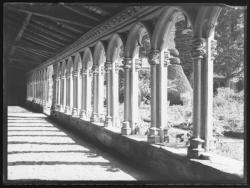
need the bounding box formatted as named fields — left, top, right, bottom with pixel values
left=73, top=70, right=78, bottom=77
left=100, top=66, right=105, bottom=75
left=210, top=39, right=217, bottom=61
left=105, top=62, right=112, bottom=72
left=122, top=58, right=132, bottom=69
left=148, top=49, right=160, bottom=65
left=135, top=59, right=142, bottom=71
left=164, top=51, right=171, bottom=67
left=191, top=37, right=206, bottom=59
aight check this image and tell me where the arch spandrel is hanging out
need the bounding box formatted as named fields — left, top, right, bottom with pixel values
left=107, top=33, right=124, bottom=63
left=125, top=22, right=152, bottom=58
left=82, top=47, right=93, bottom=70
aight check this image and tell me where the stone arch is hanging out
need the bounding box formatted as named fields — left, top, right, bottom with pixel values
left=193, top=6, right=222, bottom=38
left=152, top=6, right=192, bottom=51
left=66, top=57, right=74, bottom=74
left=106, top=33, right=124, bottom=63
left=82, top=47, right=93, bottom=70
left=73, top=52, right=82, bottom=71
left=125, top=22, right=152, bottom=58
left=61, top=60, right=67, bottom=76
left=93, top=41, right=106, bottom=67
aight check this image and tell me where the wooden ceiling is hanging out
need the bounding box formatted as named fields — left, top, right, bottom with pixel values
left=4, top=3, right=128, bottom=72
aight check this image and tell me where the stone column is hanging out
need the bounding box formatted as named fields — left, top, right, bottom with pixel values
left=90, top=66, right=99, bottom=122
left=130, top=58, right=140, bottom=134
left=56, top=77, right=60, bottom=110
left=188, top=37, right=206, bottom=159
left=85, top=69, right=92, bottom=120
left=121, top=58, right=132, bottom=135
left=51, top=64, right=57, bottom=114
left=72, top=70, right=78, bottom=117
left=111, top=62, right=120, bottom=127
left=147, top=49, right=161, bottom=143
left=65, top=73, right=70, bottom=114
left=69, top=72, right=74, bottom=115
left=77, top=69, right=82, bottom=117
left=98, top=65, right=105, bottom=122
left=80, top=69, right=86, bottom=119
left=104, top=61, right=112, bottom=127
left=201, top=38, right=217, bottom=151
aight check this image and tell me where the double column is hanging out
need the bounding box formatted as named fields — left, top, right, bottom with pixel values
left=104, top=61, right=112, bottom=127
left=51, top=64, right=57, bottom=113
left=90, top=66, right=99, bottom=122
left=121, top=58, right=132, bottom=135
left=80, top=68, right=91, bottom=120
left=188, top=37, right=207, bottom=158
left=147, top=49, right=168, bottom=143
left=72, top=70, right=79, bottom=117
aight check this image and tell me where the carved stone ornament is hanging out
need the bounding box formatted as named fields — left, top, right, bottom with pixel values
left=135, top=59, right=142, bottom=71
left=148, top=49, right=160, bottom=65
left=164, top=51, right=170, bottom=67
left=105, top=62, right=112, bottom=72
left=191, top=38, right=206, bottom=59
left=122, top=58, right=132, bottom=69
left=210, top=39, right=217, bottom=61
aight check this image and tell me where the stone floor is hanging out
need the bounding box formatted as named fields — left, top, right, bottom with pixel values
left=7, top=106, right=158, bottom=181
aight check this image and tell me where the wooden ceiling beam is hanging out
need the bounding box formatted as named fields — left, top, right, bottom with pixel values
left=29, top=21, right=72, bottom=43
left=7, top=4, right=93, bottom=29
left=31, top=17, right=76, bottom=39
left=8, top=57, right=40, bottom=65
left=20, top=38, right=58, bottom=52
left=22, top=34, right=60, bottom=50
left=63, top=5, right=100, bottom=22
left=25, top=28, right=66, bottom=46
left=14, top=45, right=55, bottom=55
left=16, top=46, right=50, bottom=58
left=15, top=48, right=45, bottom=62
left=11, top=41, right=57, bottom=53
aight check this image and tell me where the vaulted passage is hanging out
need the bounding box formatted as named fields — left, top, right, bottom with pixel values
left=7, top=106, right=160, bottom=181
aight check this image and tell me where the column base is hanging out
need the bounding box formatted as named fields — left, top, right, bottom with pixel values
left=59, top=105, right=65, bottom=112
left=104, top=116, right=112, bottom=127
left=147, top=127, right=161, bottom=144
left=90, top=112, right=99, bottom=122
left=121, top=121, right=131, bottom=135
left=72, top=108, right=79, bottom=117
left=79, top=110, right=87, bottom=120
left=187, top=137, right=204, bottom=159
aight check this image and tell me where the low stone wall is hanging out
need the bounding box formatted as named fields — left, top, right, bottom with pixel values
left=47, top=109, right=243, bottom=183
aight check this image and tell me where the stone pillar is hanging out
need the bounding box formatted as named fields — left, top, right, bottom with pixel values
left=80, top=69, right=86, bottom=119
left=188, top=37, right=206, bottom=159
left=85, top=69, right=92, bottom=120
left=201, top=38, right=217, bottom=151
left=130, top=58, right=140, bottom=134
left=111, top=62, right=120, bottom=127
left=56, top=77, right=60, bottom=110
left=91, top=66, right=99, bottom=122
left=69, top=72, right=74, bottom=115
left=121, top=58, right=132, bottom=135
left=60, top=74, right=65, bottom=112
left=50, top=64, right=57, bottom=114
left=147, top=49, right=161, bottom=143
left=104, top=61, right=112, bottom=127
left=65, top=73, right=70, bottom=114
left=98, top=65, right=105, bottom=122
left=77, top=69, right=82, bottom=117
left=72, top=70, right=78, bottom=117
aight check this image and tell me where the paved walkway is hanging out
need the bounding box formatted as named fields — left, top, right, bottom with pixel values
left=7, top=106, right=158, bottom=181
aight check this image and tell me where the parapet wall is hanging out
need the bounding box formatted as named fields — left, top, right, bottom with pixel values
left=26, top=101, right=244, bottom=183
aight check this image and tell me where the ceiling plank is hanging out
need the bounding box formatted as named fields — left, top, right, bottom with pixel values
left=15, top=46, right=51, bottom=58
left=11, top=41, right=57, bottom=53
left=25, top=28, right=66, bottom=46
left=15, top=48, right=45, bottom=62
left=21, top=38, right=58, bottom=52
left=7, top=4, right=93, bottom=29
left=14, top=45, right=55, bottom=55
left=31, top=17, right=76, bottom=39
left=29, top=21, right=72, bottom=42
left=63, top=5, right=100, bottom=22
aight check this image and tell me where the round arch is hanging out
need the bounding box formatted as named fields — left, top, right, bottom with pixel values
left=73, top=52, right=82, bottom=71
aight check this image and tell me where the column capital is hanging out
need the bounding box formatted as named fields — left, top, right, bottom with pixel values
left=210, top=39, right=217, bottom=61
left=135, top=59, right=142, bottom=71
left=105, top=62, right=112, bottom=72
left=191, top=37, right=207, bottom=59
left=100, top=66, right=105, bottom=75
left=81, top=69, right=87, bottom=75
left=73, top=70, right=78, bottom=77
left=164, top=51, right=171, bottom=67
left=122, top=58, right=132, bottom=69
left=148, top=49, right=160, bottom=65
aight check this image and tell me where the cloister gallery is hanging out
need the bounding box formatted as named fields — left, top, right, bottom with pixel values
left=4, top=3, right=245, bottom=183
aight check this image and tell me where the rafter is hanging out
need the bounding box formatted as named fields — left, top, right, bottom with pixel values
left=31, top=17, right=76, bottom=39
left=12, top=41, right=57, bottom=53
left=15, top=48, right=45, bottom=62
left=15, top=45, right=51, bottom=58
left=9, top=13, right=32, bottom=57
left=14, top=45, right=55, bottom=55
left=22, top=34, right=60, bottom=50
left=21, top=38, right=58, bottom=52
left=7, top=4, right=93, bottom=29
left=63, top=5, right=100, bottom=22
left=29, top=21, right=72, bottom=43
left=25, top=28, right=66, bottom=46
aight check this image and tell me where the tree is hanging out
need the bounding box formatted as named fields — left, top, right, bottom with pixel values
left=214, top=6, right=245, bottom=87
